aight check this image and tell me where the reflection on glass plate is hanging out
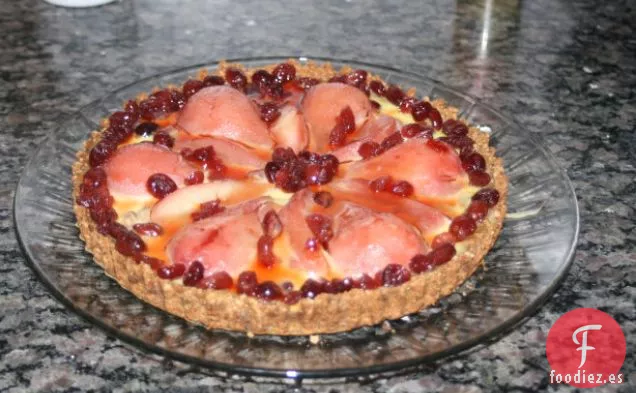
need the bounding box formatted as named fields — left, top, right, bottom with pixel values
left=14, top=57, right=579, bottom=381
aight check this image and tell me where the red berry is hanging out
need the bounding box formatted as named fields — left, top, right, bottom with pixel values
left=272, top=147, right=295, bottom=162
left=237, top=271, right=258, bottom=295
left=324, top=279, right=347, bottom=294
left=409, top=253, right=433, bottom=273
left=300, top=279, right=324, bottom=299
left=225, top=68, right=247, bottom=91
left=472, top=188, right=500, bottom=207
left=153, top=131, right=174, bottom=148
left=272, top=63, right=296, bottom=83
left=411, top=101, right=432, bottom=121
left=284, top=290, right=302, bottom=305
left=345, top=69, right=368, bottom=88
left=297, top=77, right=319, bottom=90
left=369, top=80, right=385, bottom=95
left=259, top=102, right=281, bottom=124
left=358, top=141, right=381, bottom=159
left=114, top=230, right=146, bottom=257
left=202, top=75, right=225, bottom=87
left=385, top=85, right=404, bottom=105
left=449, top=215, right=477, bottom=241
left=261, top=210, right=283, bottom=238
left=431, top=232, right=455, bottom=249
left=132, top=222, right=163, bottom=237
left=257, top=235, right=276, bottom=268
left=157, top=263, right=185, bottom=279
left=427, top=139, right=450, bottom=153
left=89, top=140, right=117, bottom=167
left=468, top=171, right=491, bottom=186
left=146, top=173, right=177, bottom=199
left=191, top=200, right=224, bottom=221
left=185, top=170, right=204, bottom=185
left=369, top=175, right=393, bottom=193
left=182, top=79, right=204, bottom=99
left=183, top=261, right=205, bottom=286
left=462, top=153, right=486, bottom=172
left=352, top=274, right=380, bottom=290
left=313, top=191, right=334, bottom=208
left=251, top=69, right=274, bottom=90
left=391, top=180, right=414, bottom=197
left=82, top=167, right=107, bottom=189
left=429, top=108, right=443, bottom=129
left=399, top=97, right=417, bottom=113
left=381, top=264, right=411, bottom=286
left=430, top=243, right=456, bottom=265
left=400, top=123, right=422, bottom=138
left=199, top=271, right=233, bottom=290
left=124, top=100, right=140, bottom=121
left=381, top=132, right=403, bottom=151
left=467, top=200, right=489, bottom=221
left=305, top=214, right=333, bottom=244
left=256, top=281, right=284, bottom=301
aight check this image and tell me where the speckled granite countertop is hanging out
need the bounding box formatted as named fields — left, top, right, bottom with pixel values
left=1, top=0, right=634, bottom=391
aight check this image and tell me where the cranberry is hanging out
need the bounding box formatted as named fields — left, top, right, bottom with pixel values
left=369, top=80, right=386, bottom=95
left=431, top=232, right=455, bottom=249
left=182, top=79, right=204, bottom=99
left=381, top=132, right=403, bottom=151
left=297, top=77, right=320, bottom=90
left=261, top=210, right=283, bottom=238
left=446, top=135, right=474, bottom=151
left=400, top=123, right=422, bottom=138
left=139, top=90, right=176, bottom=119
left=171, top=90, right=186, bottom=110
left=284, top=290, right=302, bottom=305
left=345, top=69, right=368, bottom=88
left=382, top=264, right=411, bottom=286
left=339, top=107, right=355, bottom=134
left=225, top=68, right=247, bottom=91
left=431, top=243, right=456, bottom=264
left=467, top=200, right=489, bottom=221
left=353, top=273, right=380, bottom=290
left=305, top=214, right=333, bottom=244
left=358, top=141, right=381, bottom=159
left=257, top=235, right=276, bottom=268
left=264, top=162, right=281, bottom=183
left=320, top=154, right=339, bottom=176
left=324, top=279, right=348, bottom=294
left=370, top=100, right=381, bottom=110
left=82, top=167, right=107, bottom=189
left=185, top=170, right=204, bottom=185
left=199, top=271, right=233, bottom=290
left=305, top=237, right=319, bottom=252
left=134, top=122, right=157, bottom=137
left=329, top=123, right=348, bottom=147
left=427, top=139, right=450, bottom=153
left=146, top=173, right=177, bottom=199
left=89, top=140, right=116, bottom=167
left=449, top=215, right=477, bottom=241
left=411, top=101, right=432, bottom=121
left=472, top=188, right=500, bottom=207
left=90, top=207, right=117, bottom=227
left=157, top=263, right=186, bottom=279
left=369, top=175, right=393, bottom=193
left=384, top=85, right=404, bottom=105
left=272, top=63, right=296, bottom=83
left=183, top=145, right=216, bottom=167
left=138, top=255, right=164, bottom=270
left=313, top=191, right=334, bottom=208
left=468, top=171, right=491, bottom=186
left=132, top=222, right=163, bottom=237
left=445, top=121, right=469, bottom=137
left=429, top=108, right=443, bottom=129
left=208, top=159, right=227, bottom=180
left=391, top=181, right=414, bottom=197
left=329, top=75, right=347, bottom=83
left=106, top=222, right=128, bottom=238
left=183, top=261, right=205, bottom=286
left=462, top=153, right=486, bottom=172
left=114, top=230, right=146, bottom=257
left=399, top=97, right=417, bottom=113
left=203, top=75, right=225, bottom=87
left=237, top=271, right=258, bottom=295
left=124, top=100, right=140, bottom=120
left=191, top=199, right=224, bottom=221
left=281, top=281, right=294, bottom=291
left=252, top=69, right=274, bottom=89
left=259, top=102, right=280, bottom=124
left=256, top=281, right=284, bottom=301
left=418, top=125, right=434, bottom=140
left=153, top=131, right=174, bottom=148
left=300, top=279, right=324, bottom=299
left=409, top=254, right=433, bottom=273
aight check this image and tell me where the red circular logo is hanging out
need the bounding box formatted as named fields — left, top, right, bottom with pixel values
left=546, top=308, right=626, bottom=388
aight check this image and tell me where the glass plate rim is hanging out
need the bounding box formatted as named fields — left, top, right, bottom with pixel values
left=14, top=55, right=580, bottom=380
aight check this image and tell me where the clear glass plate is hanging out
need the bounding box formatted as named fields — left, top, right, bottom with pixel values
left=14, top=57, right=579, bottom=381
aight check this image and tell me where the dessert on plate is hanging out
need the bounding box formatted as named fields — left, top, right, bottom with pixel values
left=72, top=60, right=507, bottom=335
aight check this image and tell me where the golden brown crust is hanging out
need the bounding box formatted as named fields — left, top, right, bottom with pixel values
left=72, top=61, right=508, bottom=336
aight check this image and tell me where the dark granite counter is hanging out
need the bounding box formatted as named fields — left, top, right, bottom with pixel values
left=1, top=0, right=634, bottom=391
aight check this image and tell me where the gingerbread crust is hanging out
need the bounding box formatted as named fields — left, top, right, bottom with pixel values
left=72, top=61, right=508, bottom=336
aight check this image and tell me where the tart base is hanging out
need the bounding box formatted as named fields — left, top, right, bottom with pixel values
left=72, top=61, right=508, bottom=336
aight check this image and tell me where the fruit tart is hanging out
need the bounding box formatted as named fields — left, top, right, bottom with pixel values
left=72, top=60, right=508, bottom=335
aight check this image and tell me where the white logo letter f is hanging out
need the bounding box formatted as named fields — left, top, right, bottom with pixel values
left=572, top=324, right=602, bottom=368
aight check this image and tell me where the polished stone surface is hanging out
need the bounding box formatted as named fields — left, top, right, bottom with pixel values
left=1, top=0, right=634, bottom=391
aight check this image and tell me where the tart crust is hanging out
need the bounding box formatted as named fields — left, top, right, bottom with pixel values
left=72, top=61, right=508, bottom=335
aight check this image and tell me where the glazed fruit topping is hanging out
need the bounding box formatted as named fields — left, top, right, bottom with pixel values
left=257, top=235, right=276, bottom=268
left=157, top=263, right=185, bottom=279
left=472, top=188, right=500, bottom=207
left=225, top=68, right=247, bottom=91
left=139, top=90, right=180, bottom=120
left=146, top=173, right=177, bottom=199
left=358, top=141, right=382, bottom=159
left=152, top=131, right=175, bottom=148
left=183, top=261, right=205, bottom=286
left=300, top=279, right=324, bottom=299
left=381, top=264, right=411, bottom=286
left=305, top=214, right=334, bottom=247
left=184, top=170, right=204, bottom=185
left=237, top=271, right=258, bottom=295
left=182, top=79, right=205, bottom=99
left=409, top=243, right=456, bottom=273
left=449, top=215, right=477, bottom=241
left=199, top=271, right=233, bottom=290
left=384, top=85, right=405, bottom=105
left=114, top=230, right=146, bottom=257
left=313, top=191, right=334, bottom=208
left=272, top=63, right=296, bottom=84
left=411, top=101, right=432, bottom=122
left=256, top=281, right=284, bottom=301
left=258, top=102, right=281, bottom=124
left=329, top=106, right=356, bottom=147
left=261, top=210, right=283, bottom=238
left=202, top=75, right=225, bottom=87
